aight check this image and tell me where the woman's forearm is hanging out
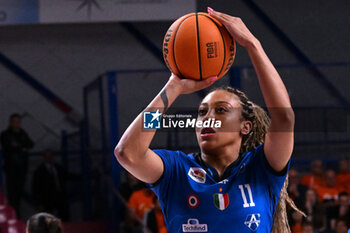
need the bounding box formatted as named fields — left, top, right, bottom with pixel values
left=247, top=39, right=292, bottom=108
left=246, top=38, right=294, bottom=171
left=115, top=79, right=181, bottom=160
left=246, top=39, right=294, bottom=129
left=114, top=73, right=215, bottom=182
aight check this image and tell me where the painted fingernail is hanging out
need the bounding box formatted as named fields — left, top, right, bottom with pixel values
left=211, top=76, right=218, bottom=82
left=207, top=7, right=214, bottom=15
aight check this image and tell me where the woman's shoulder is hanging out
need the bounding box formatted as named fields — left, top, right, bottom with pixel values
left=241, top=144, right=264, bottom=162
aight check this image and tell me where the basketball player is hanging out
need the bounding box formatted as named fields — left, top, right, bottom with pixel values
left=115, top=8, right=298, bottom=232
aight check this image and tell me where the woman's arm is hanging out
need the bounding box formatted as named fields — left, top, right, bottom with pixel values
left=246, top=40, right=294, bottom=172
left=209, top=7, right=294, bottom=172
left=115, top=74, right=217, bottom=184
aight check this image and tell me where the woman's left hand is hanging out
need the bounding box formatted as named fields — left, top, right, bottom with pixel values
left=167, top=73, right=218, bottom=95
left=207, top=7, right=257, bottom=48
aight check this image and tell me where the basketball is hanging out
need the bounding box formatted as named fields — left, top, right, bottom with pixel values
left=162, top=12, right=236, bottom=80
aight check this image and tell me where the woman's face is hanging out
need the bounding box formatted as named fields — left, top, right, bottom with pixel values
left=195, top=90, right=250, bottom=153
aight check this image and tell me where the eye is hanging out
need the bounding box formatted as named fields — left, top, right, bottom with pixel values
left=216, top=107, right=228, bottom=114
left=198, top=108, right=207, bottom=116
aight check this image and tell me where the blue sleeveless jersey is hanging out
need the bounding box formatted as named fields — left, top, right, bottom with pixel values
left=149, top=144, right=289, bottom=233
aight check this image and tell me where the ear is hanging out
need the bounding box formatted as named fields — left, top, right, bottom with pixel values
left=240, top=121, right=252, bottom=135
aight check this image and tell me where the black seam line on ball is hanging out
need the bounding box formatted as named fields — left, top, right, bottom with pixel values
left=195, top=13, right=203, bottom=81
left=173, top=14, right=193, bottom=78
left=200, top=14, right=226, bottom=78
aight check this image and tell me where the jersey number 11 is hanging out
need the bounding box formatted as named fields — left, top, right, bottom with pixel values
left=238, top=184, right=255, bottom=208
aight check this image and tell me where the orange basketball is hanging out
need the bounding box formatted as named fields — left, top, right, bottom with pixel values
left=163, top=12, right=236, bottom=80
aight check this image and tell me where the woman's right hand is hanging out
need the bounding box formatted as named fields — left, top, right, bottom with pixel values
left=167, top=73, right=218, bottom=95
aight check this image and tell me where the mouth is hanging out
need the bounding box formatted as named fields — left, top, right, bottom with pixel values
left=201, top=127, right=216, bottom=134
left=200, top=127, right=216, bottom=139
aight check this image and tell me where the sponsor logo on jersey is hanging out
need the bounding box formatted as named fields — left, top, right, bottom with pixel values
left=187, top=194, right=199, bottom=209
left=244, top=213, right=261, bottom=231
left=213, top=193, right=229, bottom=210
left=188, top=167, right=206, bottom=183
left=182, top=218, right=208, bottom=232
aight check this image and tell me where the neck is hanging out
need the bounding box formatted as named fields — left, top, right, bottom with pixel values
left=201, top=142, right=241, bottom=177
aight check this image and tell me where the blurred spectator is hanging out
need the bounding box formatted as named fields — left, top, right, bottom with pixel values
left=334, top=218, right=349, bottom=233
left=121, top=188, right=155, bottom=233
left=26, top=212, right=63, bottom=233
left=143, top=197, right=167, bottom=233
left=0, top=113, right=34, bottom=216
left=302, top=189, right=326, bottom=232
left=301, top=160, right=325, bottom=189
left=316, top=170, right=340, bottom=204
left=336, top=159, right=350, bottom=194
left=119, top=172, right=145, bottom=233
left=32, top=149, right=69, bottom=220
left=302, top=221, right=314, bottom=233
left=327, top=192, right=350, bottom=231
left=128, top=188, right=155, bottom=220
left=288, top=169, right=308, bottom=206
left=291, top=210, right=303, bottom=233
left=120, top=171, right=144, bottom=201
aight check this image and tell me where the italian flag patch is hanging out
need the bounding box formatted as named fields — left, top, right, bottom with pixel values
left=213, top=193, right=229, bottom=210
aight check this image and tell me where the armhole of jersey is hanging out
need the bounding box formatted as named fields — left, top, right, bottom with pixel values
left=147, top=153, right=166, bottom=188
left=262, top=148, right=290, bottom=177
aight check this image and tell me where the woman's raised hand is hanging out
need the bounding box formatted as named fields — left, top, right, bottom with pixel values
left=208, top=7, right=257, bottom=48
left=168, top=73, right=218, bottom=95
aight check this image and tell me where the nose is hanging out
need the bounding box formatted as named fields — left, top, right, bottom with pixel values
left=202, top=108, right=216, bottom=121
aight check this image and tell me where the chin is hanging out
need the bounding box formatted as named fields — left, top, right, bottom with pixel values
left=198, top=140, right=219, bottom=153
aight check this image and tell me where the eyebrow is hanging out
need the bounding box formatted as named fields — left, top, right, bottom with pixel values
left=200, top=101, right=233, bottom=107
